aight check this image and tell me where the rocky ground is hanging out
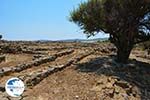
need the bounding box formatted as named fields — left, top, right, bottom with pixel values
left=0, top=41, right=149, bottom=100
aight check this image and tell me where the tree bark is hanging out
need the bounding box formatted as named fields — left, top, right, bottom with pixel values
left=116, top=47, right=132, bottom=63
left=110, top=33, right=134, bottom=63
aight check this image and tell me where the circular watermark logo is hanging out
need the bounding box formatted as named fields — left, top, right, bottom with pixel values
left=5, top=77, right=25, bottom=97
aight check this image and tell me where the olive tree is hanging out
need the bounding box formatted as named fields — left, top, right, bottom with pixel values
left=69, top=0, right=150, bottom=63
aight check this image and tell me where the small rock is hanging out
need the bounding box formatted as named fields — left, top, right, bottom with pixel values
left=0, top=69, right=4, bottom=76
left=121, top=93, right=129, bottom=100
left=75, top=95, right=79, bottom=98
left=114, top=86, right=122, bottom=94
left=91, top=86, right=102, bottom=92
left=103, top=88, right=114, bottom=98
left=126, top=87, right=132, bottom=96
left=107, top=89, right=115, bottom=98
left=3, top=67, right=12, bottom=75
left=105, top=83, right=113, bottom=89
left=115, top=80, right=129, bottom=88
left=0, top=85, right=5, bottom=92
left=131, top=86, right=140, bottom=97
left=96, top=79, right=104, bottom=85
left=0, top=55, right=5, bottom=63
left=107, top=77, right=116, bottom=85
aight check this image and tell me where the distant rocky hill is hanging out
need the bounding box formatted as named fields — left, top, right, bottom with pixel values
left=59, top=38, right=108, bottom=42
left=0, top=38, right=108, bottom=43
left=38, top=38, right=109, bottom=43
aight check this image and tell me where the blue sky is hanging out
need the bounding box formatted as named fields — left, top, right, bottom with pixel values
left=0, top=0, right=109, bottom=40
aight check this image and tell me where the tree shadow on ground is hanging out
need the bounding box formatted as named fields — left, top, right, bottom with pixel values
left=75, top=55, right=150, bottom=100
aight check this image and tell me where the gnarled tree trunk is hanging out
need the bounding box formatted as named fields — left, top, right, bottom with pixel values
left=116, top=46, right=132, bottom=63
left=111, top=34, right=134, bottom=63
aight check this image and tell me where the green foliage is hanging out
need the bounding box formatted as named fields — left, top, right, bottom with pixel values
left=70, top=0, right=150, bottom=43
left=69, top=0, right=150, bottom=63
left=70, top=0, right=105, bottom=37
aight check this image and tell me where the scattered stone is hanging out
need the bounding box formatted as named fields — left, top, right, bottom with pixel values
left=121, top=93, right=129, bottom=100
left=114, top=86, right=121, bottom=94
left=33, top=55, right=46, bottom=60
left=115, top=80, right=130, bottom=88
left=75, top=95, right=79, bottom=99
left=125, top=86, right=132, bottom=96
left=25, top=51, right=93, bottom=87
left=131, top=86, right=140, bottom=97
left=105, top=83, right=113, bottom=89
left=0, top=69, right=4, bottom=76
left=25, top=67, right=55, bottom=86
left=107, top=89, right=115, bottom=98
left=107, top=77, right=116, bottom=85
left=0, top=55, right=5, bottom=63
left=2, top=67, right=13, bottom=75
left=0, top=85, right=5, bottom=92
left=96, top=79, right=104, bottom=85
left=90, top=86, right=103, bottom=92
left=1, top=50, right=75, bottom=76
